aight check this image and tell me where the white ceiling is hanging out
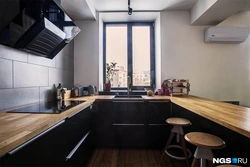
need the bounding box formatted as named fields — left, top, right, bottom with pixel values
left=92, top=0, right=198, bottom=12
left=61, top=0, right=250, bottom=25
left=61, top=0, right=199, bottom=20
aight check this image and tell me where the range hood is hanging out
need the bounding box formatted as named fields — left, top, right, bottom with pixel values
left=0, top=0, right=80, bottom=59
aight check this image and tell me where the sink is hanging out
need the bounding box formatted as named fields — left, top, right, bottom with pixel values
left=113, top=95, right=143, bottom=98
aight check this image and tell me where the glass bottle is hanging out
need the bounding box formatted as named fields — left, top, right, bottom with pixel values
left=57, top=83, right=62, bottom=100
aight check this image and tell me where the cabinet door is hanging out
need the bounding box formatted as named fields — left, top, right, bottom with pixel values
left=92, top=101, right=116, bottom=146
left=112, top=101, right=146, bottom=147
left=0, top=105, right=93, bottom=167
left=64, top=105, right=92, bottom=157
left=146, top=101, right=171, bottom=148
left=66, top=131, right=93, bottom=167
left=0, top=120, right=66, bottom=167
left=112, top=101, right=145, bottom=124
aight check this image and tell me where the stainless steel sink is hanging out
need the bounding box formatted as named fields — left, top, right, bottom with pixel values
left=113, top=95, right=143, bottom=98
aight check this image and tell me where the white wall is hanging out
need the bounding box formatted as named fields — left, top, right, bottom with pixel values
left=190, top=0, right=217, bottom=24
left=161, top=11, right=250, bottom=107
left=155, top=14, right=162, bottom=89
left=74, top=10, right=250, bottom=107
left=74, top=17, right=99, bottom=88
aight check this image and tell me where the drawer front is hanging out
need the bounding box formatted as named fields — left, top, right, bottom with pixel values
left=112, top=101, right=145, bottom=124
left=113, top=125, right=146, bottom=147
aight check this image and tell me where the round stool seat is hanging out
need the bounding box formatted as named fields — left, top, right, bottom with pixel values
left=185, top=132, right=226, bottom=149
left=166, top=117, right=192, bottom=126
left=217, top=165, right=242, bottom=167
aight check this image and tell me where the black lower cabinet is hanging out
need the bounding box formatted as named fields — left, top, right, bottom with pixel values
left=0, top=104, right=93, bottom=167
left=92, top=101, right=116, bottom=146
left=92, top=100, right=171, bottom=148
left=113, top=125, right=146, bottom=147
left=146, top=101, right=171, bottom=148
left=112, top=101, right=146, bottom=147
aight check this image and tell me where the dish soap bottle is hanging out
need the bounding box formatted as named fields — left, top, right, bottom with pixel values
left=57, top=83, right=62, bottom=100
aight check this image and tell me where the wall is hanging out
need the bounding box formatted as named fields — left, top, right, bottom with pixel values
left=74, top=17, right=99, bottom=89
left=190, top=0, right=217, bottom=24
left=74, top=10, right=250, bottom=107
left=161, top=11, right=250, bottom=107
left=0, top=42, right=74, bottom=111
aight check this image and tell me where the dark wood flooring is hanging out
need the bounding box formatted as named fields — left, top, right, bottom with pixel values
left=86, top=147, right=187, bottom=167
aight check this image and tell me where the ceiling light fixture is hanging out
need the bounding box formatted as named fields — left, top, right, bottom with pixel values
left=128, top=0, right=133, bottom=15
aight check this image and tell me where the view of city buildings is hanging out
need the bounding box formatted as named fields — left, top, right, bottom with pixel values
left=111, top=65, right=150, bottom=87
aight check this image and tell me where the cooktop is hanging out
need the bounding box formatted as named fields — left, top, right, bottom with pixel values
left=6, top=100, right=85, bottom=114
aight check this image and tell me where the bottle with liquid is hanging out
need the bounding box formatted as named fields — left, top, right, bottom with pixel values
left=57, top=83, right=62, bottom=100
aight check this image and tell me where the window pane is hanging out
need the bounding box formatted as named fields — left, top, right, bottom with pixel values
left=106, top=25, right=127, bottom=87
left=132, top=26, right=150, bottom=86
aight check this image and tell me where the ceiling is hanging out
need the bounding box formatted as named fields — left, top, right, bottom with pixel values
left=92, top=0, right=198, bottom=12
left=61, top=0, right=199, bottom=20
left=61, top=0, right=250, bottom=25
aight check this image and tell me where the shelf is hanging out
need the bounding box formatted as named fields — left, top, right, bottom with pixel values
left=166, top=79, right=190, bottom=97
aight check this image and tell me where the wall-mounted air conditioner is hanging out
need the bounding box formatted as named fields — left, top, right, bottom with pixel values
left=204, top=27, right=249, bottom=44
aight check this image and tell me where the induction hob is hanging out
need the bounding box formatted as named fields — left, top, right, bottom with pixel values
left=6, top=100, right=85, bottom=114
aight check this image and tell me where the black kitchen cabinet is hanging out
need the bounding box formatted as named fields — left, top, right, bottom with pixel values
left=146, top=101, right=171, bottom=148
left=92, top=101, right=116, bottom=146
left=0, top=104, right=93, bottom=167
left=92, top=100, right=172, bottom=148
left=112, top=101, right=146, bottom=147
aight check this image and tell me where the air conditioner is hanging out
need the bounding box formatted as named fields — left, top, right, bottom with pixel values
left=204, top=27, right=249, bottom=44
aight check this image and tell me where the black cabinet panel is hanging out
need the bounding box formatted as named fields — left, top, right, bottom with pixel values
left=64, top=107, right=92, bottom=156
left=146, top=101, right=171, bottom=148
left=112, top=101, right=145, bottom=124
left=66, top=131, right=93, bottom=167
left=147, top=101, right=170, bottom=124
left=113, top=125, right=146, bottom=147
left=92, top=101, right=116, bottom=146
left=0, top=105, right=93, bottom=167
left=146, top=125, right=169, bottom=148
left=92, top=101, right=172, bottom=148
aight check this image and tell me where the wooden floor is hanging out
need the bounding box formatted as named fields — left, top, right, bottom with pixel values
left=86, top=147, right=187, bottom=167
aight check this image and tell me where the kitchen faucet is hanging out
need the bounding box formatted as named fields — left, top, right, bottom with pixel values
left=127, top=76, right=131, bottom=96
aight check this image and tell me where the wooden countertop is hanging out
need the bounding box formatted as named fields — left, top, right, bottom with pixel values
left=0, top=95, right=250, bottom=157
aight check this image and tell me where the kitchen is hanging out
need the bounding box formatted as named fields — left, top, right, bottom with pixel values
left=0, top=0, right=250, bottom=167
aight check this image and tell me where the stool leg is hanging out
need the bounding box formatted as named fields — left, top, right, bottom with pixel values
left=159, top=132, right=175, bottom=165
left=207, top=160, right=216, bottom=167
left=191, top=157, right=200, bottom=167
left=180, top=134, right=190, bottom=167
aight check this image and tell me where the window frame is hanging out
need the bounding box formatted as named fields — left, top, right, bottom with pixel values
left=103, top=22, right=155, bottom=90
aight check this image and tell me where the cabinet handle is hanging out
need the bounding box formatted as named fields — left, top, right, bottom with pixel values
left=67, top=104, right=91, bottom=119
left=149, top=101, right=169, bottom=103
left=112, top=101, right=144, bottom=103
left=8, top=120, right=65, bottom=155
left=112, top=124, right=144, bottom=126
left=66, top=131, right=91, bottom=161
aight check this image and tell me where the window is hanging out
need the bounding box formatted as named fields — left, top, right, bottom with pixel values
left=104, top=22, right=155, bottom=89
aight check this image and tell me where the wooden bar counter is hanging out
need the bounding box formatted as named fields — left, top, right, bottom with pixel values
left=0, top=95, right=250, bottom=158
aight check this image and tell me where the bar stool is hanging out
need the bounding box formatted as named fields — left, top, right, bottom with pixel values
left=159, top=117, right=192, bottom=167
left=185, top=132, right=226, bottom=167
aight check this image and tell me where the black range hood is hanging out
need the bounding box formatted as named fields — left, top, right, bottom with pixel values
left=0, top=0, right=80, bottom=59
